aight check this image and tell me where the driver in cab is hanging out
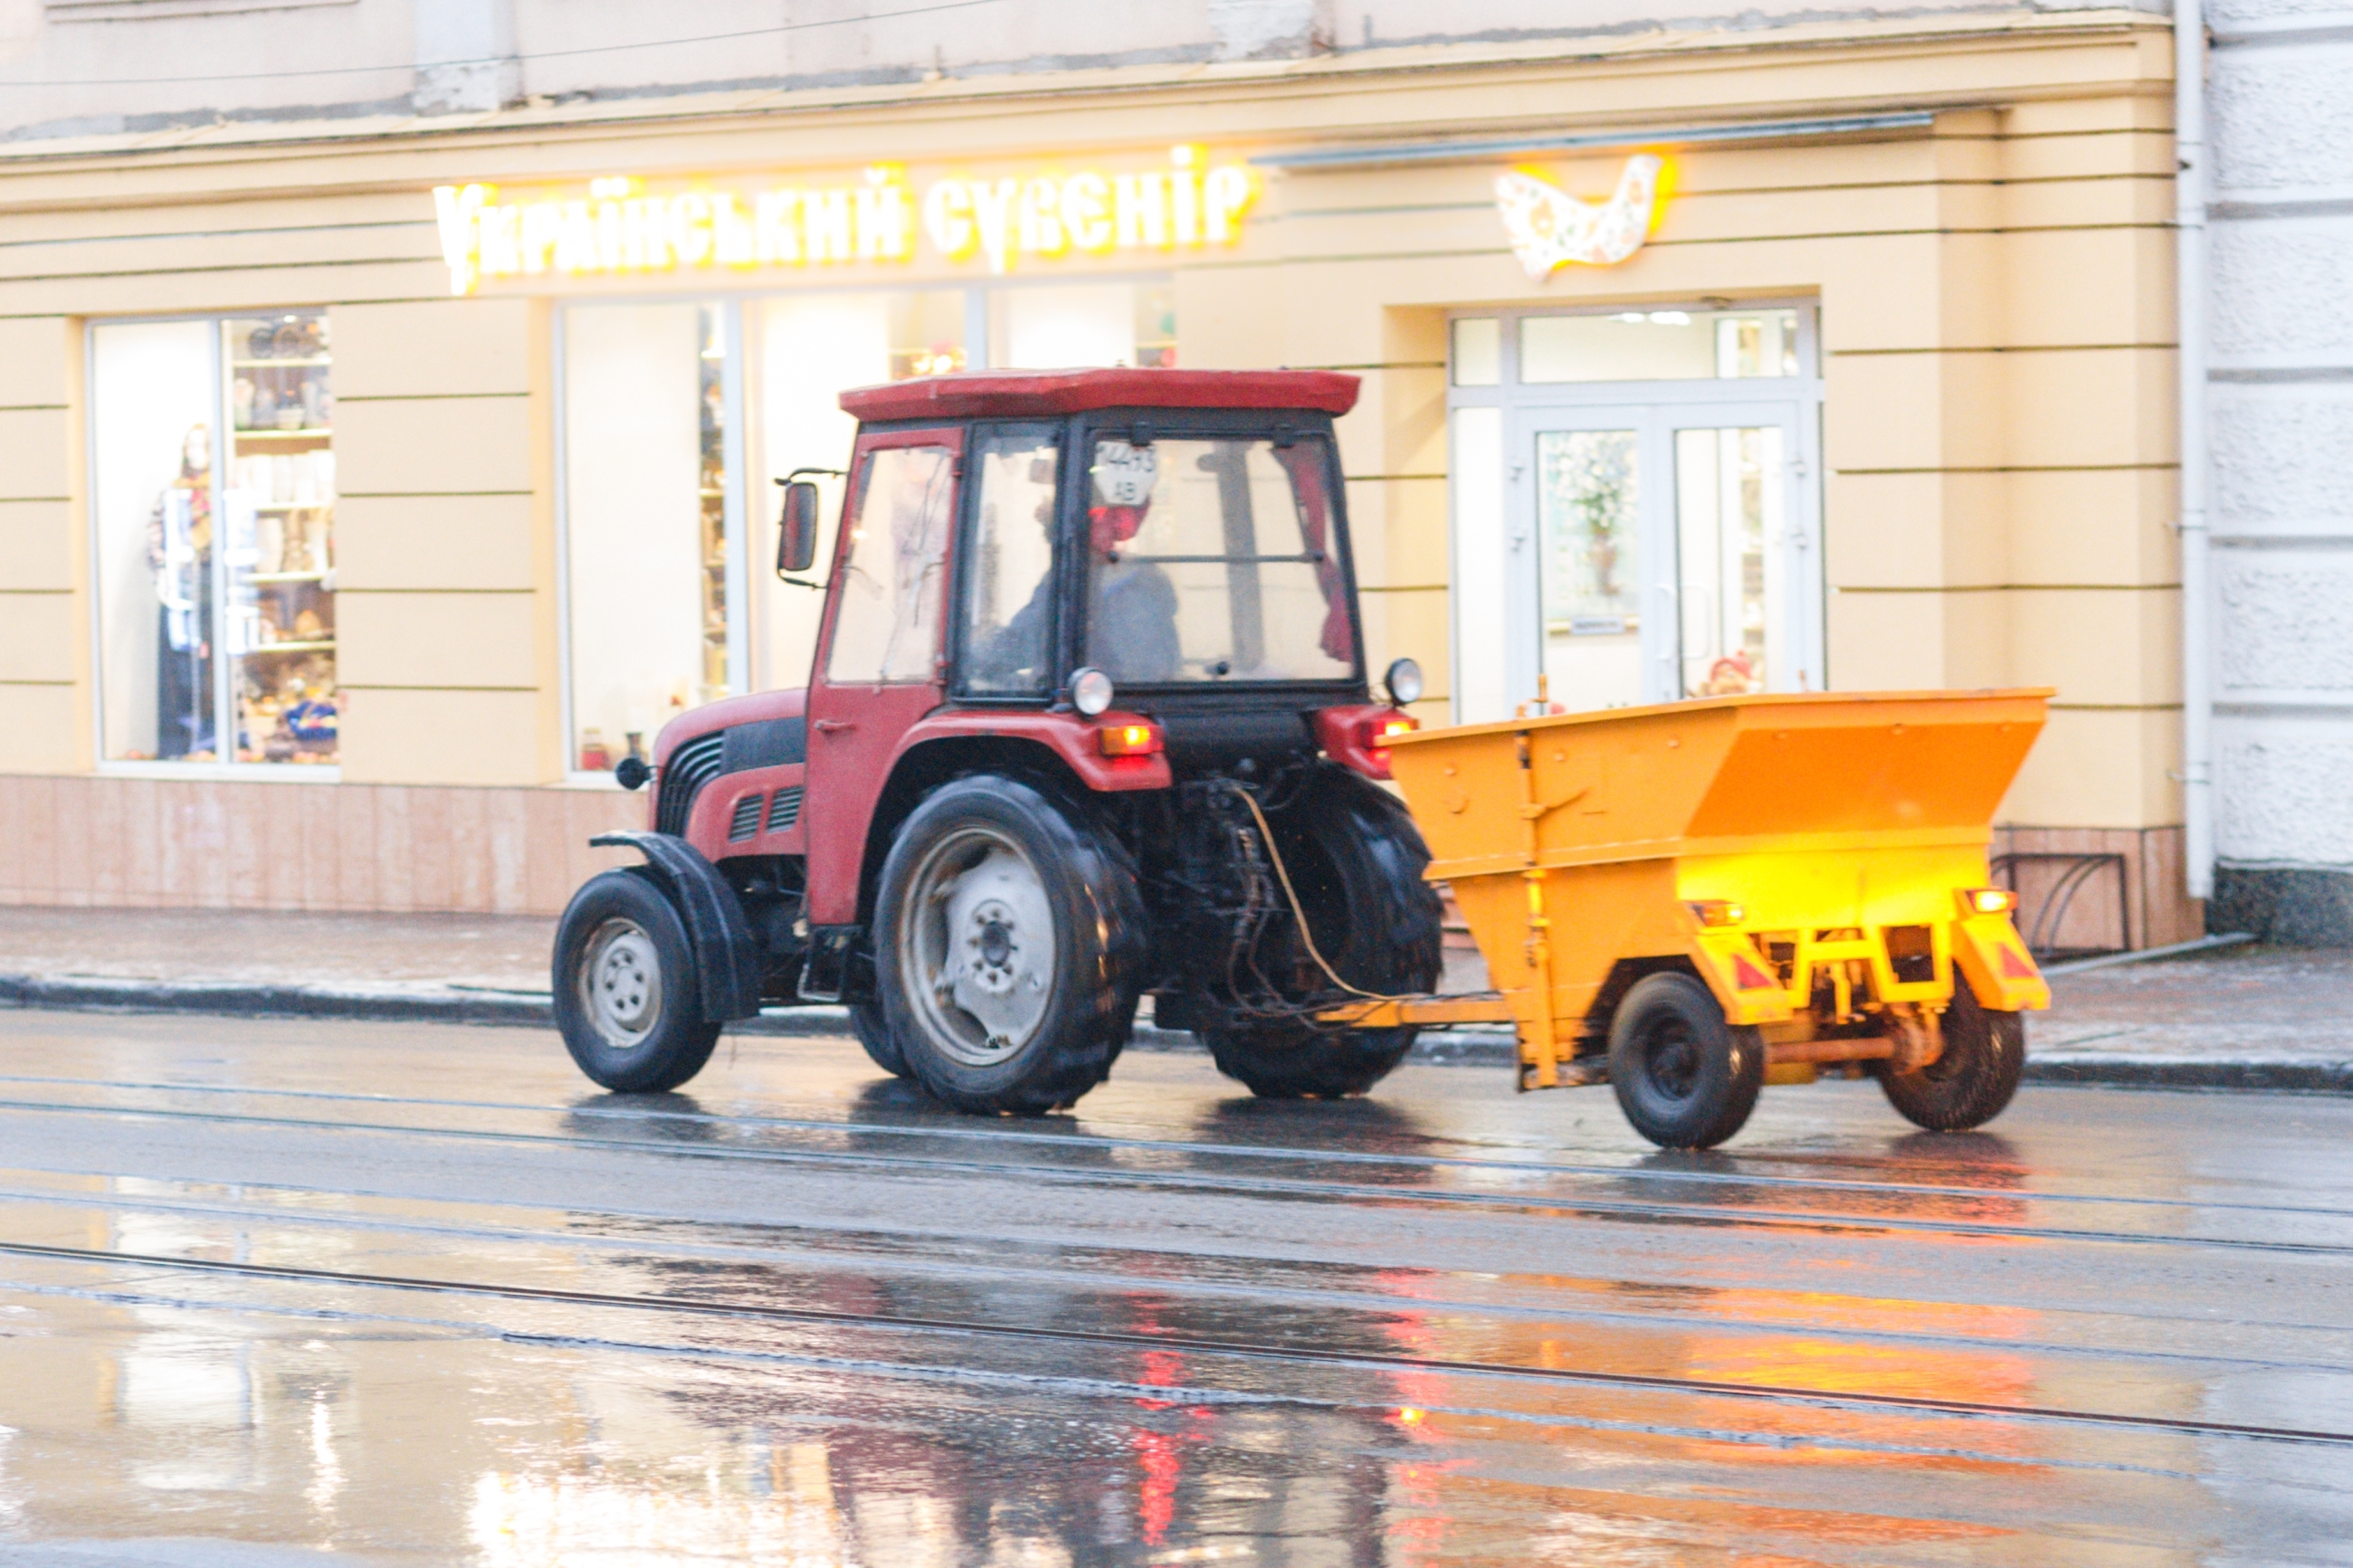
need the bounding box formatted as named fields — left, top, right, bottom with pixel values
left=1082, top=439, right=1181, bottom=685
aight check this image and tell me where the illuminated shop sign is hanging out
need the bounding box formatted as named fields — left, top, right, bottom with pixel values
left=1495, top=154, right=1667, bottom=279
left=431, top=146, right=1255, bottom=295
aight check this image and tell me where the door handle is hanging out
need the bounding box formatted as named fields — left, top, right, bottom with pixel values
left=813, top=718, right=856, bottom=734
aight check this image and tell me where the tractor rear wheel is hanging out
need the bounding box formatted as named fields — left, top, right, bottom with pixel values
left=1607, top=972, right=1765, bottom=1148
left=849, top=1001, right=910, bottom=1079
left=875, top=775, right=1143, bottom=1116
left=553, top=869, right=724, bottom=1094
left=1875, top=976, right=2024, bottom=1131
left=1199, top=769, right=1443, bottom=1099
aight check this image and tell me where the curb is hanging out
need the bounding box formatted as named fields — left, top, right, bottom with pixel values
left=5, top=974, right=2345, bottom=1092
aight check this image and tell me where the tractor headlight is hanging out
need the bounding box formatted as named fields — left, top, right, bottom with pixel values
left=1384, top=657, right=1424, bottom=707
left=1071, top=667, right=1115, bottom=717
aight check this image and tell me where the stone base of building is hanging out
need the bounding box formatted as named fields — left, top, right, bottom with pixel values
left=0, top=774, right=642, bottom=917
left=2209, top=867, right=2353, bottom=948
left=1988, top=825, right=2204, bottom=955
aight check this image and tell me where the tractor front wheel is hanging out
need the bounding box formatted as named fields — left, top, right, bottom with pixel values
left=1875, top=976, right=2024, bottom=1131
left=553, top=870, right=724, bottom=1094
left=875, top=775, right=1143, bottom=1116
left=1607, top=972, right=1765, bottom=1148
left=849, top=1001, right=910, bottom=1079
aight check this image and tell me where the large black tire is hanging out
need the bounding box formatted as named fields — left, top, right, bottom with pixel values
left=1199, top=769, right=1444, bottom=1100
left=1607, top=971, right=1766, bottom=1148
left=1876, top=976, right=2025, bottom=1131
left=553, top=869, right=724, bottom=1094
left=849, top=1001, right=911, bottom=1079
left=874, top=775, right=1144, bottom=1116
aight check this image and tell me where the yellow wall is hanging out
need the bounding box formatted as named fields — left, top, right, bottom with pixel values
left=0, top=10, right=2182, bottom=910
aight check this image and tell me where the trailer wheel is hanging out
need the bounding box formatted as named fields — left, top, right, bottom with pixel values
left=1199, top=769, right=1443, bottom=1099
left=849, top=1001, right=911, bottom=1079
left=1876, top=977, right=2024, bottom=1131
left=875, top=775, right=1143, bottom=1116
left=553, top=869, right=724, bottom=1094
left=1608, top=972, right=1766, bottom=1148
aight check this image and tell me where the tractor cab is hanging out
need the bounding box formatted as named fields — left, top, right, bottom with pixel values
left=557, top=369, right=1440, bottom=1115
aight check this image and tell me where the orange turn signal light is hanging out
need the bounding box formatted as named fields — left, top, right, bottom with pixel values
left=1687, top=899, right=1746, bottom=927
left=1098, top=722, right=1164, bottom=757
left=1959, top=888, right=2018, bottom=917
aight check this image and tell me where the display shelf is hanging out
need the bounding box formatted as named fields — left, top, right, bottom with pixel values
left=247, top=571, right=329, bottom=584
left=233, top=356, right=331, bottom=368
left=245, top=640, right=336, bottom=654
left=234, top=427, right=332, bottom=441
left=251, top=501, right=335, bottom=512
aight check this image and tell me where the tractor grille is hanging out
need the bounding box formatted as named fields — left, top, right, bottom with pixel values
left=654, top=732, right=726, bottom=838
left=727, top=793, right=765, bottom=842
left=766, top=785, right=804, bottom=833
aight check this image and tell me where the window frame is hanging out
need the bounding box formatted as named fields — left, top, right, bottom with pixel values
left=948, top=420, right=1065, bottom=708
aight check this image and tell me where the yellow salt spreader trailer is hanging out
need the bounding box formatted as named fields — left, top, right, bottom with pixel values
left=1328, top=689, right=2055, bottom=1148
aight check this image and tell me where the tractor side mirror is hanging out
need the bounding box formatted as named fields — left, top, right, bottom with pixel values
left=776, top=480, right=820, bottom=576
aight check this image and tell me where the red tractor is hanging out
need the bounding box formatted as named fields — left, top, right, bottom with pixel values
left=553, top=367, right=1442, bottom=1114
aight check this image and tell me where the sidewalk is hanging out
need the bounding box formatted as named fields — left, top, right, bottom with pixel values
left=3, top=906, right=2348, bottom=1090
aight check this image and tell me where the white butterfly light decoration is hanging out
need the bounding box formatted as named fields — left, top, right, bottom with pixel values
left=1494, top=154, right=1665, bottom=280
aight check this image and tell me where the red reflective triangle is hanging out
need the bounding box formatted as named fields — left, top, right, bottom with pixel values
left=1730, top=954, right=1779, bottom=991
left=1997, top=944, right=2038, bottom=980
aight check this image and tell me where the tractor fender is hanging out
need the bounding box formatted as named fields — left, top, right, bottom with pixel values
left=587, top=831, right=766, bottom=1022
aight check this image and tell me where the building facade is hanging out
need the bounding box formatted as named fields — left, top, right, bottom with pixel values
left=0, top=0, right=2217, bottom=948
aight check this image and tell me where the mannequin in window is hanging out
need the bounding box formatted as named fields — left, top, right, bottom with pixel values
left=147, top=423, right=214, bottom=759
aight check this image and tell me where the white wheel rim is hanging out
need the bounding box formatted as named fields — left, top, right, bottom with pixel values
left=900, top=827, right=1056, bottom=1067
left=580, top=917, right=662, bottom=1050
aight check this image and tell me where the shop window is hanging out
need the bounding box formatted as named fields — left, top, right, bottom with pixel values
left=827, top=445, right=956, bottom=685
left=960, top=427, right=1061, bottom=697
left=564, top=302, right=723, bottom=774
left=753, top=292, right=947, bottom=696
left=888, top=290, right=968, bottom=379
left=1519, top=308, right=1800, bottom=384
left=991, top=281, right=1174, bottom=369
left=90, top=310, right=338, bottom=766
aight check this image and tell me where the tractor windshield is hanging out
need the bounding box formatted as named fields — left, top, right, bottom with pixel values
left=1081, top=434, right=1355, bottom=687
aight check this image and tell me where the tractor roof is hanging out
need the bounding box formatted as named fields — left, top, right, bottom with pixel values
left=838, top=366, right=1360, bottom=422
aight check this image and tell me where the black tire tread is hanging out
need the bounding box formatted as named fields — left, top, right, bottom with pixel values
left=878, top=775, right=1144, bottom=1117
left=1606, top=970, right=1764, bottom=1149
left=1877, top=977, right=2025, bottom=1131
left=552, top=868, right=724, bottom=1094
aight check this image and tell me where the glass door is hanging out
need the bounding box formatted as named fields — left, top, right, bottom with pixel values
left=1667, top=404, right=1813, bottom=698
left=1509, top=411, right=1667, bottom=711
left=1505, top=400, right=1811, bottom=712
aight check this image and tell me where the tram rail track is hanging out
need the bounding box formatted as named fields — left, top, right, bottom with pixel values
left=6, top=1170, right=2345, bottom=1383
left=0, top=1086, right=2345, bottom=1257
left=5, top=1069, right=2339, bottom=1225
left=5, top=1234, right=2348, bottom=1450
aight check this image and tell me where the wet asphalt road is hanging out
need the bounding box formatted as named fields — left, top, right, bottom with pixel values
left=0, top=1009, right=2348, bottom=1566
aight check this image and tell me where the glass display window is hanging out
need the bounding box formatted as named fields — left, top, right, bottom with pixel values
left=563, top=280, right=1177, bottom=774
left=563, top=301, right=724, bottom=776
left=89, top=309, right=338, bottom=768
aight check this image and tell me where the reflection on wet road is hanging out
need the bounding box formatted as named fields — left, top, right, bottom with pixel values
left=0, top=1008, right=2348, bottom=1563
